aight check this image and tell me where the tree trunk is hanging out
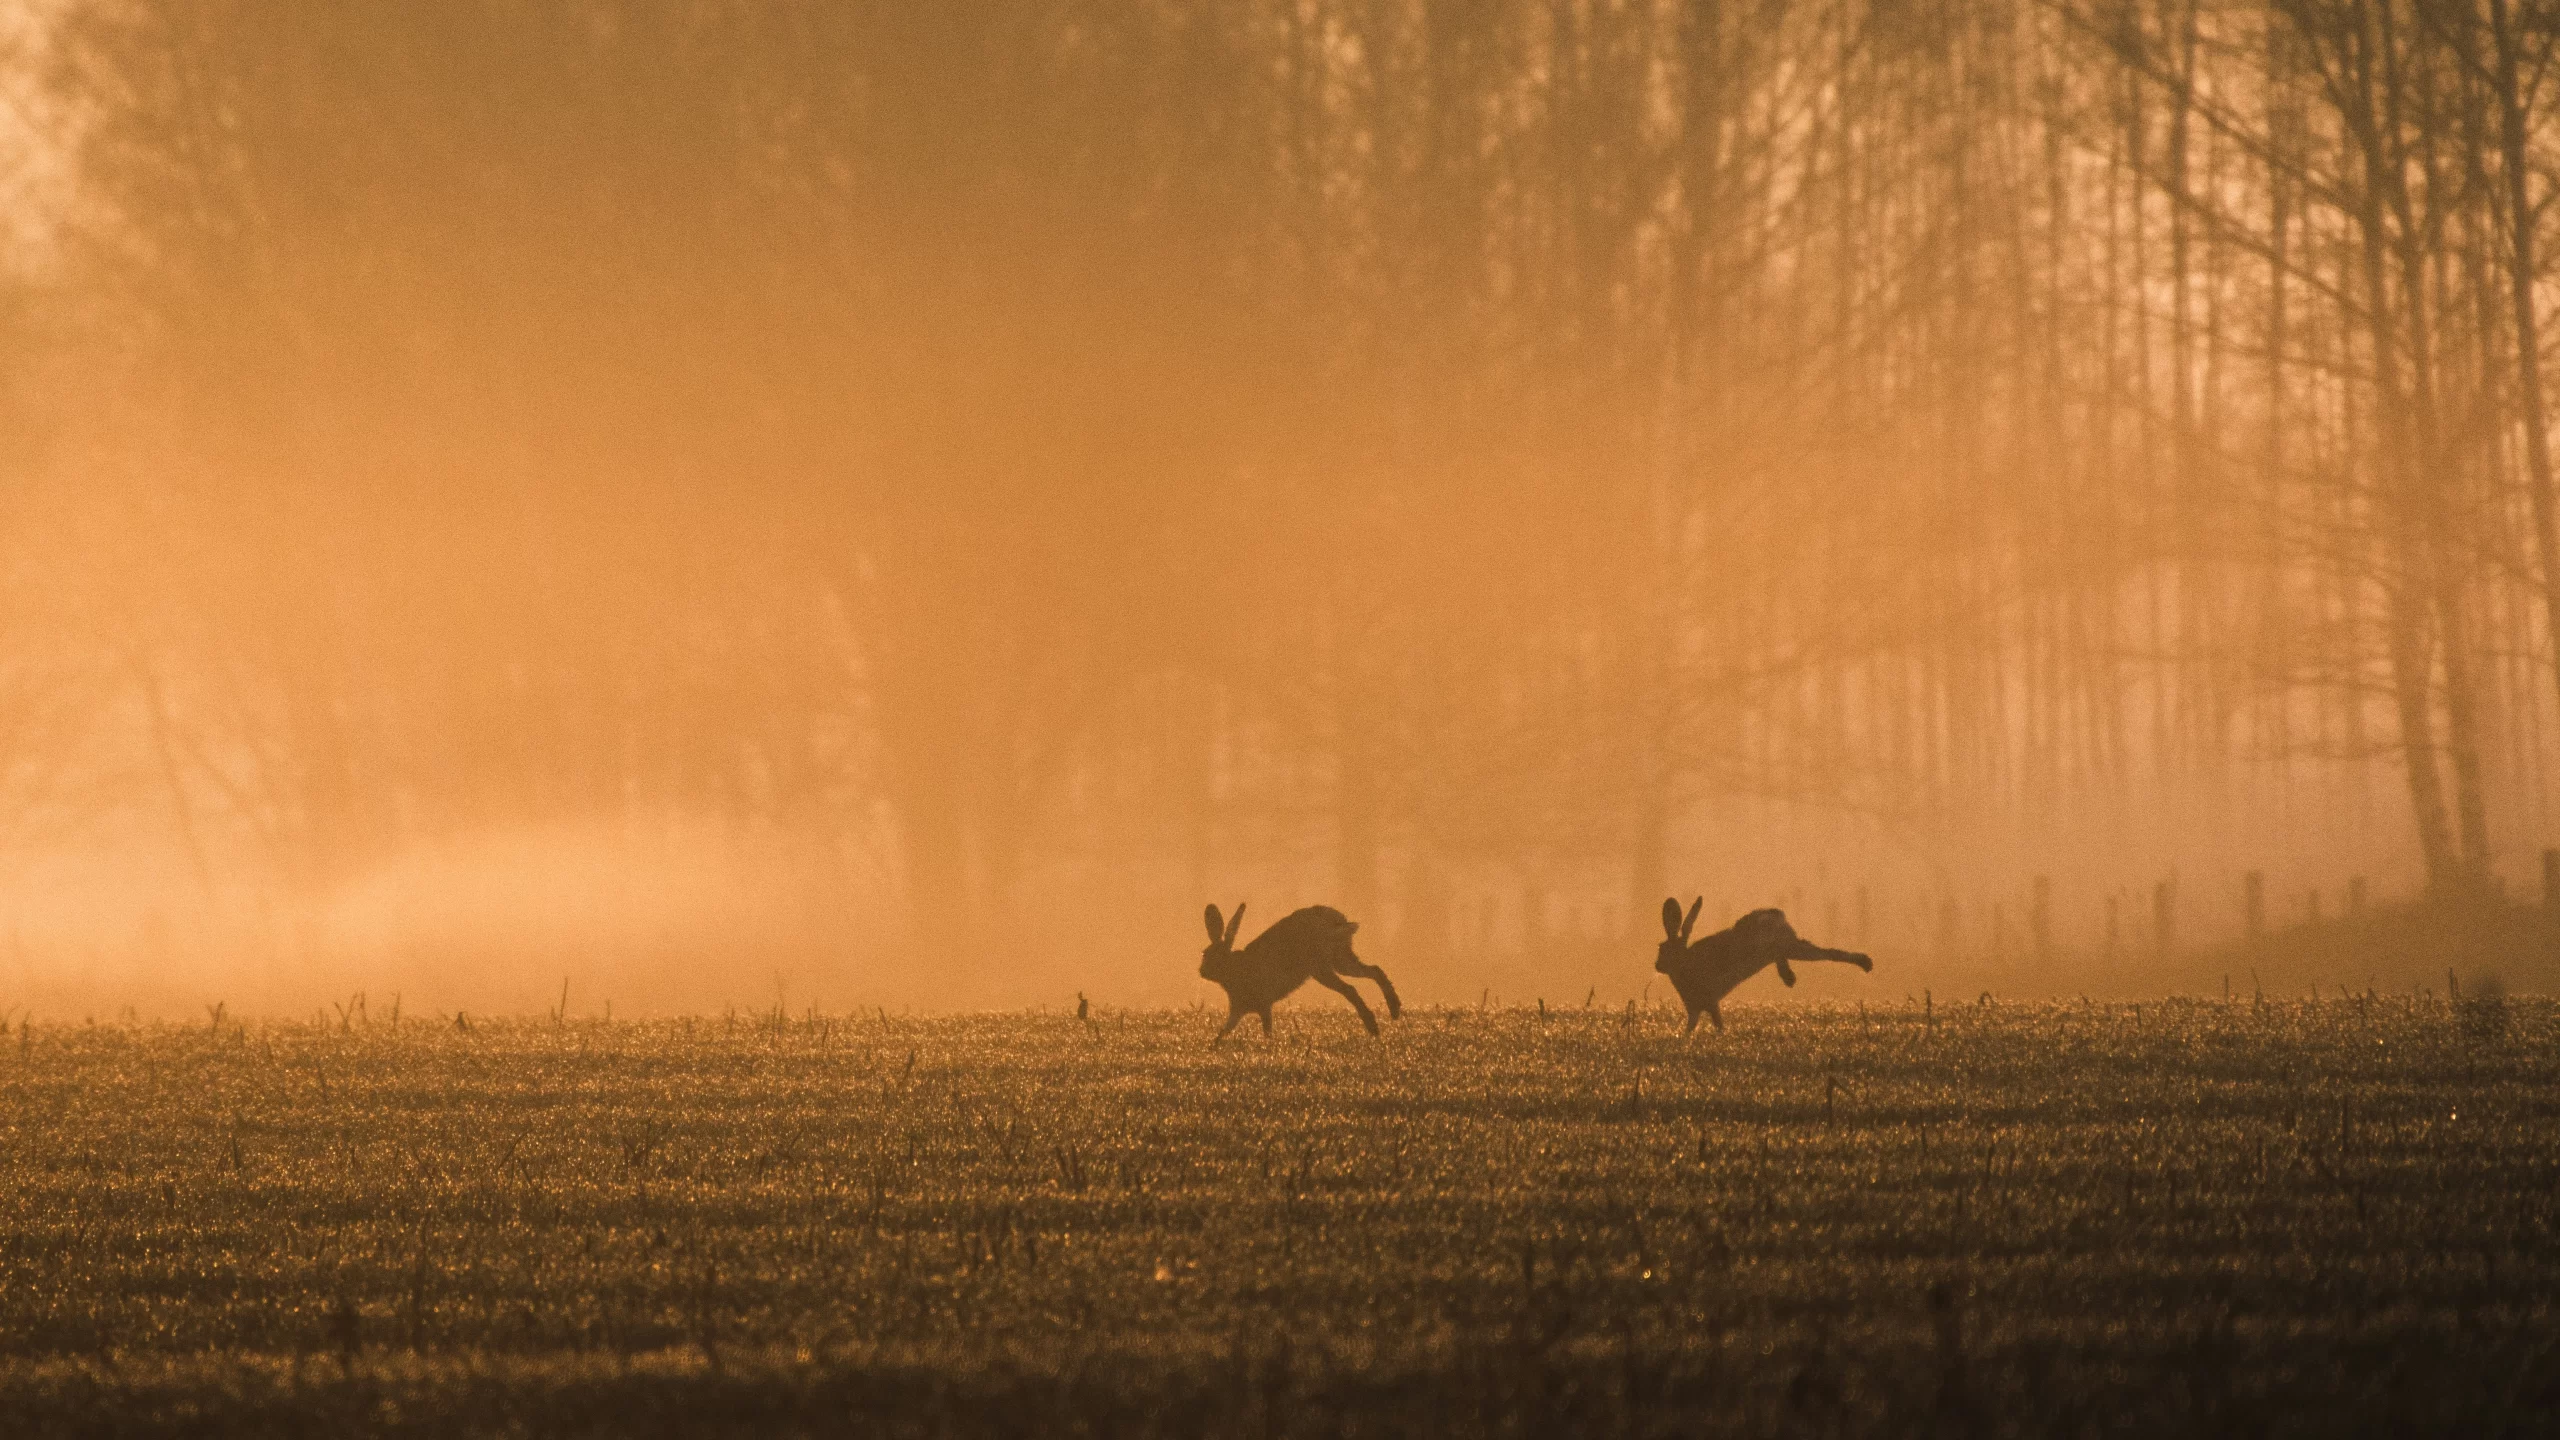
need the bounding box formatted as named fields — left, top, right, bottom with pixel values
left=2489, top=0, right=2560, bottom=726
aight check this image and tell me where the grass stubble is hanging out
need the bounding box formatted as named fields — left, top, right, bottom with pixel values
left=0, top=988, right=2553, bottom=1436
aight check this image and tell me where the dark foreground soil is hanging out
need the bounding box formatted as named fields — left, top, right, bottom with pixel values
left=2, top=996, right=2554, bottom=1436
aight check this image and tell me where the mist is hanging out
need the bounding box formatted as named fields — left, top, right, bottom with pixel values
left=1, top=0, right=2555, bottom=1017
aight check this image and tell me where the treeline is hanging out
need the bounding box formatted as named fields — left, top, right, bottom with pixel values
left=0, top=0, right=2555, bottom=983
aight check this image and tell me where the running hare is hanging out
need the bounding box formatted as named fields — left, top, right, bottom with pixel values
left=1199, top=902, right=1402, bottom=1042
left=1656, top=897, right=1872, bottom=1035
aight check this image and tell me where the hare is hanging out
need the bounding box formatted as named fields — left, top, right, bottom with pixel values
left=1656, top=897, right=1873, bottom=1035
left=1199, top=902, right=1402, bottom=1041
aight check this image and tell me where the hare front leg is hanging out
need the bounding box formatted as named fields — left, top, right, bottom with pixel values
left=1312, top=972, right=1380, bottom=1035
left=1214, top=1003, right=1248, bottom=1044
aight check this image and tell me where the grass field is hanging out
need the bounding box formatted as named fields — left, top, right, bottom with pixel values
left=2, top=993, right=2555, bottom=1437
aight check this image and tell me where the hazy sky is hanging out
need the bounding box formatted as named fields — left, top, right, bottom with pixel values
left=0, top=0, right=2551, bottom=1017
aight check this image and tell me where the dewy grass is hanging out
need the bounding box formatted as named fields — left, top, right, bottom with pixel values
left=0, top=999, right=2554, bottom=1437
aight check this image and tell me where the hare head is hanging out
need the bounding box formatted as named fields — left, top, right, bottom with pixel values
left=1657, top=896, right=1703, bottom=973
left=1201, top=901, right=1246, bottom=981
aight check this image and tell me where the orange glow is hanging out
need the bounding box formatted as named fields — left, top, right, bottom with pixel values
left=0, top=1, right=2551, bottom=1016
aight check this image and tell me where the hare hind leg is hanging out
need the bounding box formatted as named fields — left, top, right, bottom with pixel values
left=1312, top=972, right=1380, bottom=1036
left=1340, top=959, right=1402, bottom=1019
left=1786, top=941, right=1875, bottom=972
left=1257, top=1007, right=1274, bottom=1038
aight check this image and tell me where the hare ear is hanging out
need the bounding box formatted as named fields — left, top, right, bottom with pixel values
left=1225, top=902, right=1247, bottom=944
left=1681, top=896, right=1704, bottom=943
left=1204, top=904, right=1227, bottom=945
left=1661, top=898, right=1684, bottom=940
